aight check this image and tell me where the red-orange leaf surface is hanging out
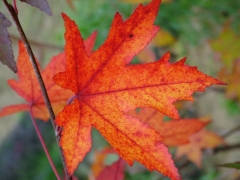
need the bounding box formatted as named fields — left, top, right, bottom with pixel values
left=0, top=32, right=96, bottom=121
left=54, top=0, right=224, bottom=179
left=128, top=108, right=210, bottom=146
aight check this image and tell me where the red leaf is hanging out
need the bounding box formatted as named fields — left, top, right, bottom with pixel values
left=0, top=12, right=16, bottom=72
left=53, top=0, right=224, bottom=179
left=96, top=158, right=125, bottom=180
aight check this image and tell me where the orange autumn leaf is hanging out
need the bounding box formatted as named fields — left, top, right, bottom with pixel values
left=128, top=108, right=210, bottom=146
left=0, top=32, right=96, bottom=121
left=53, top=0, right=224, bottom=179
left=175, top=129, right=224, bottom=167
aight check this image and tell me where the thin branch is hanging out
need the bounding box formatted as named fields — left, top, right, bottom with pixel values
left=176, top=143, right=240, bottom=171
left=2, top=0, right=56, bottom=127
left=29, top=107, right=61, bottom=180
left=2, top=1, right=69, bottom=179
left=213, top=142, right=240, bottom=153
left=10, top=34, right=63, bottom=51
left=221, top=125, right=240, bottom=138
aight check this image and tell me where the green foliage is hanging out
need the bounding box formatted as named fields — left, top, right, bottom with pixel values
left=155, top=0, right=240, bottom=44
left=224, top=99, right=240, bottom=116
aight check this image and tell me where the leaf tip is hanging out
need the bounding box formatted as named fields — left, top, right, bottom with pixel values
left=178, top=57, right=187, bottom=65
left=160, top=52, right=171, bottom=63
left=61, top=13, right=68, bottom=20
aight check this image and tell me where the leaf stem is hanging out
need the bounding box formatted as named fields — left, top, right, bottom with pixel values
left=29, top=107, right=61, bottom=180
left=2, top=1, right=69, bottom=179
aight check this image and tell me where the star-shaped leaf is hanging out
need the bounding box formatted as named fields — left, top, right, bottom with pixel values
left=53, top=0, right=224, bottom=179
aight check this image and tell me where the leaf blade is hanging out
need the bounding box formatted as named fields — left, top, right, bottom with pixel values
left=96, top=158, right=125, bottom=180
left=0, top=12, right=16, bottom=72
left=53, top=0, right=225, bottom=179
left=20, top=0, right=52, bottom=16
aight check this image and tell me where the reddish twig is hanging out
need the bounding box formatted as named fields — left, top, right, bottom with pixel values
left=2, top=1, right=69, bottom=179
left=29, top=107, right=61, bottom=180
left=12, top=0, right=18, bottom=14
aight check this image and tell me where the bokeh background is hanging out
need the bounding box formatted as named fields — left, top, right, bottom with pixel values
left=0, top=0, right=240, bottom=179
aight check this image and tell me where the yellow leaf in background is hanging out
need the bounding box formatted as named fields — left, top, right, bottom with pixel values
left=209, top=25, right=240, bottom=70
left=137, top=46, right=156, bottom=63
left=90, top=148, right=117, bottom=179
left=152, top=29, right=176, bottom=47
left=91, top=151, right=107, bottom=178
left=175, top=129, right=224, bottom=167
left=66, top=0, right=76, bottom=10
left=121, top=0, right=172, bottom=4
left=218, top=59, right=240, bottom=100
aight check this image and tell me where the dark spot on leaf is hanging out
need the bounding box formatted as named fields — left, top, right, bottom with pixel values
left=129, top=34, right=134, bottom=38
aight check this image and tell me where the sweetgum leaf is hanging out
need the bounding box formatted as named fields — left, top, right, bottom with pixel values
left=0, top=12, right=17, bottom=73
left=20, top=0, right=52, bottom=16
left=53, top=0, right=224, bottom=179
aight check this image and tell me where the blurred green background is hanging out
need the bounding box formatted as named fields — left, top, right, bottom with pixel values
left=0, top=0, right=240, bottom=179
